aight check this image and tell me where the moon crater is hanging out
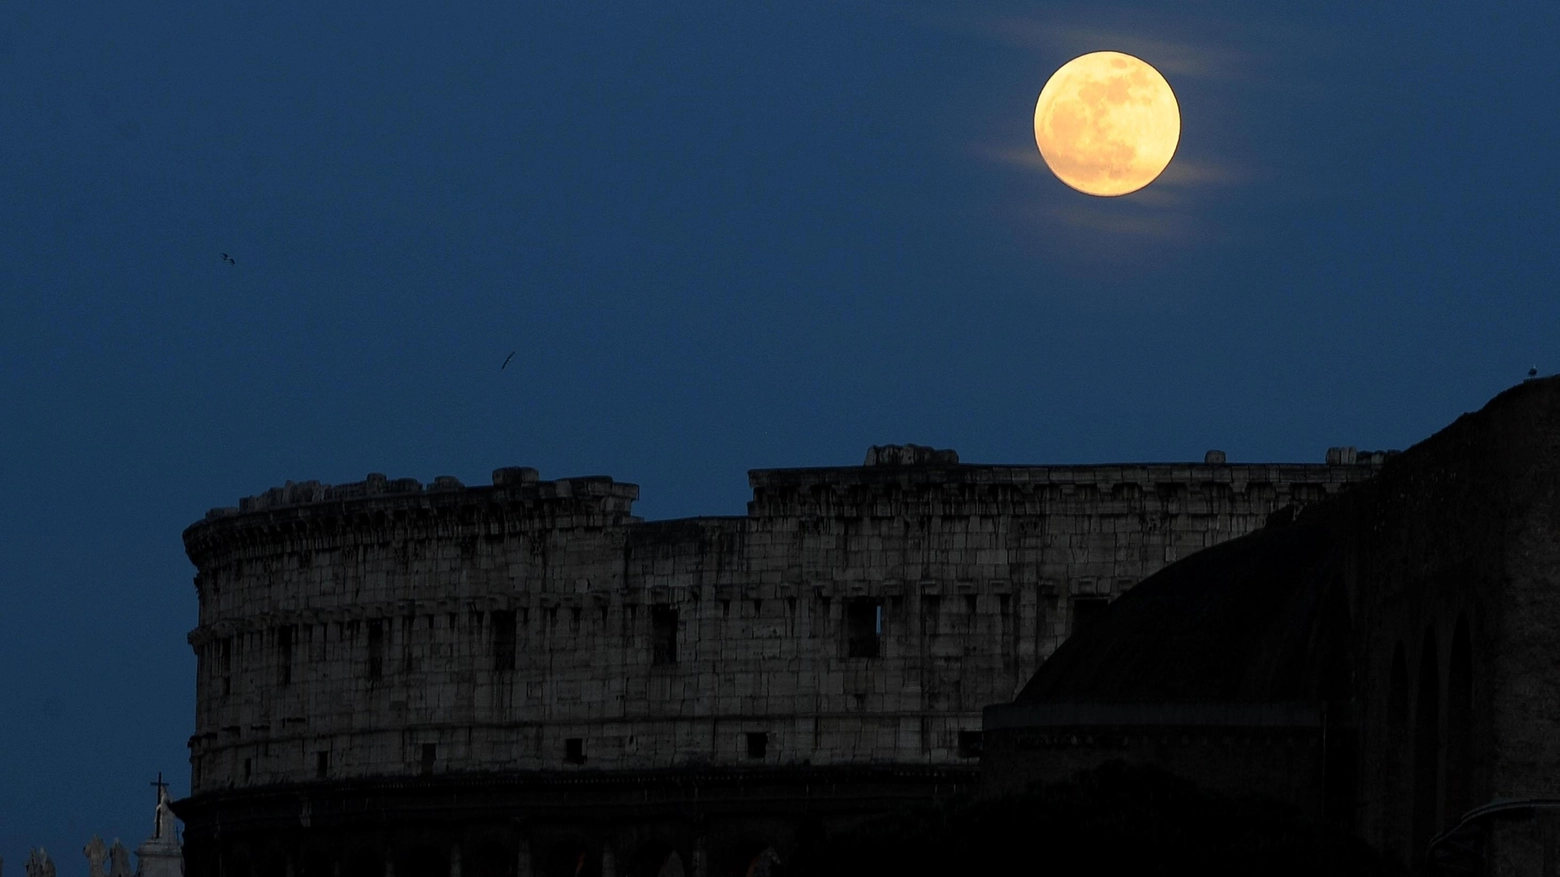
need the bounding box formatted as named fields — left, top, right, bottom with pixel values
left=1034, top=52, right=1180, bottom=197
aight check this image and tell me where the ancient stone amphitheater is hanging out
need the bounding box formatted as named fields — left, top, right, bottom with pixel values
left=171, top=444, right=1386, bottom=877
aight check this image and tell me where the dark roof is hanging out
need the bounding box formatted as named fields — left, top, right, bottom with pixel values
left=1016, top=376, right=1560, bottom=708
left=1016, top=507, right=1350, bottom=706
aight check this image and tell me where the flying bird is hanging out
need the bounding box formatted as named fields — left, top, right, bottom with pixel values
left=221, top=253, right=236, bottom=265
left=501, top=352, right=516, bottom=370
left=1530, top=366, right=1539, bottom=378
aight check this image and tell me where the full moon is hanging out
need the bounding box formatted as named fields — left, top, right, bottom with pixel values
left=1034, top=51, right=1180, bottom=197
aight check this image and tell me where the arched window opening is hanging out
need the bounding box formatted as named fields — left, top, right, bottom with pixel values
left=543, top=842, right=598, bottom=877
left=1321, top=603, right=1358, bottom=825
left=714, top=841, right=783, bottom=877
left=1411, top=629, right=1441, bottom=868
left=743, top=847, right=781, bottom=877
left=224, top=844, right=255, bottom=877
left=1445, top=613, right=1474, bottom=821
left=255, top=846, right=288, bottom=877
left=627, top=843, right=683, bottom=877
left=341, top=849, right=381, bottom=877
left=400, top=845, right=445, bottom=877
left=657, top=852, right=686, bottom=877
left=1383, top=642, right=1410, bottom=864
left=467, top=841, right=514, bottom=877
left=299, top=850, right=334, bottom=877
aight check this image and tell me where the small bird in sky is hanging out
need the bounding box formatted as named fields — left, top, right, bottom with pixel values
left=221, top=253, right=236, bottom=265
left=501, top=352, right=516, bottom=370
left=1529, top=366, right=1539, bottom=378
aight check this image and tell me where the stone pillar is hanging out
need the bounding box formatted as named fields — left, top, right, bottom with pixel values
left=384, top=857, right=395, bottom=877
left=691, top=836, right=708, bottom=877
left=448, top=844, right=461, bottom=877
left=599, top=844, right=615, bottom=877
left=514, top=839, right=531, bottom=877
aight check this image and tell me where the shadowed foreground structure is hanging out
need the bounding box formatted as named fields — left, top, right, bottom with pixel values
left=800, top=760, right=1396, bottom=877
left=984, top=377, right=1560, bottom=875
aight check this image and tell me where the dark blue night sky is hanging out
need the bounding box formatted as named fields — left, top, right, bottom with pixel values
left=4, top=2, right=1559, bottom=864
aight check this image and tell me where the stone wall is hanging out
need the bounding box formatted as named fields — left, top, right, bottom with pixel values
left=1339, top=382, right=1560, bottom=873
left=182, top=448, right=1385, bottom=793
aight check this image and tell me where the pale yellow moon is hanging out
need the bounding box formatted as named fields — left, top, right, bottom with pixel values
left=1034, top=51, right=1180, bottom=197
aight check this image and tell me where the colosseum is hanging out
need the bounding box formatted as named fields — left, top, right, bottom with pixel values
left=171, top=444, right=1388, bottom=877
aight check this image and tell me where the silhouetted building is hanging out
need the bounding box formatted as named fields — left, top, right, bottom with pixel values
left=984, top=378, right=1560, bottom=875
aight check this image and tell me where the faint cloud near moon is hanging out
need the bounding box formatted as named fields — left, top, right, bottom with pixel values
left=968, top=141, right=1244, bottom=244
left=942, top=9, right=1322, bottom=210
left=971, top=147, right=1248, bottom=192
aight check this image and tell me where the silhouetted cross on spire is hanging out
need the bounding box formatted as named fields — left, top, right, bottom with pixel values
left=150, top=772, right=170, bottom=839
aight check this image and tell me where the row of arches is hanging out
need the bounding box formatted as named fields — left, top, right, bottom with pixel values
left=1381, top=611, right=1475, bottom=869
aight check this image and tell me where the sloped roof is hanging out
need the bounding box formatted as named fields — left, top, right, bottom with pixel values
left=1016, top=504, right=1350, bottom=705
left=1016, top=376, right=1560, bottom=708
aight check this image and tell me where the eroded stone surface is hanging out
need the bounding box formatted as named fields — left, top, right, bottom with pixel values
left=181, top=447, right=1382, bottom=790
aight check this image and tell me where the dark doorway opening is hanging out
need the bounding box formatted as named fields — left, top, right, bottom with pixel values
left=846, top=599, right=882, bottom=658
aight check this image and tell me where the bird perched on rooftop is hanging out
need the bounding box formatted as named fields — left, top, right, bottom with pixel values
left=501, top=351, right=516, bottom=370
left=221, top=253, right=236, bottom=265
left=1529, top=366, right=1539, bottom=378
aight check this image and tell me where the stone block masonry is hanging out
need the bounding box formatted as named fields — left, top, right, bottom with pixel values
left=180, top=446, right=1387, bottom=794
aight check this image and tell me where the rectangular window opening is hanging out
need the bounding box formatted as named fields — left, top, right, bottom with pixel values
left=277, top=625, right=294, bottom=686
left=565, top=737, right=585, bottom=764
left=420, top=743, right=436, bottom=775
left=492, top=609, right=516, bottom=671
left=958, top=730, right=984, bottom=759
left=651, top=604, right=678, bottom=665
left=847, top=599, right=882, bottom=658
left=243, top=757, right=253, bottom=781
left=746, top=732, right=769, bottom=760
left=367, top=620, right=384, bottom=680
left=219, top=637, right=233, bottom=696
left=315, top=751, right=329, bottom=779
left=401, top=616, right=417, bottom=673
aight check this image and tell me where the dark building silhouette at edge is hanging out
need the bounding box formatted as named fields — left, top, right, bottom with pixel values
left=983, top=377, right=1560, bottom=875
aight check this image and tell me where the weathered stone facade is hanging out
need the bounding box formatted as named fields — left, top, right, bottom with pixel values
left=173, top=446, right=1384, bottom=876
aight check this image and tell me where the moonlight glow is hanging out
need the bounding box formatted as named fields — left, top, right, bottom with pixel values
left=1034, top=51, right=1180, bottom=197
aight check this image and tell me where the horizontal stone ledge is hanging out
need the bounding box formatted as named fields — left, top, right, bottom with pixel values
left=179, top=762, right=983, bottom=802
left=190, top=710, right=989, bottom=744
left=982, top=701, right=1322, bottom=731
